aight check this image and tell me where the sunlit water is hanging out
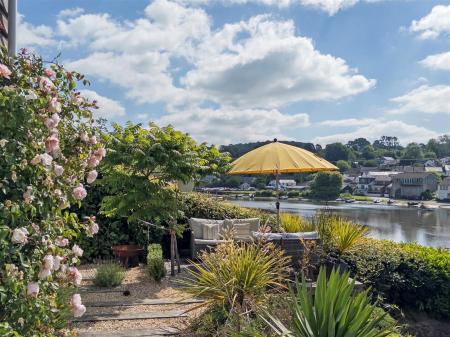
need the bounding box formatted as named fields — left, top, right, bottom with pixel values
left=230, top=199, right=450, bottom=248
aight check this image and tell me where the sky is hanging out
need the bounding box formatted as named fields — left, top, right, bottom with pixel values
left=17, top=0, right=450, bottom=146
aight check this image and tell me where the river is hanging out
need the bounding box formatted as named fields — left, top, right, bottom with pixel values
left=230, top=199, right=450, bottom=248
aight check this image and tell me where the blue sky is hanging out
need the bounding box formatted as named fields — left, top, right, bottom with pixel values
left=18, top=0, right=450, bottom=146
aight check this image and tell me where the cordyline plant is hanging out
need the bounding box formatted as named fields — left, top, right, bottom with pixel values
left=0, top=48, right=104, bottom=336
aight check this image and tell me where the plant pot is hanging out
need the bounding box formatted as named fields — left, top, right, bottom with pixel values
left=112, top=245, right=144, bottom=268
left=324, top=257, right=349, bottom=277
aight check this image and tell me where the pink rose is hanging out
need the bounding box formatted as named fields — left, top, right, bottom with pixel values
left=43, top=255, right=54, bottom=270
left=87, top=156, right=100, bottom=168
left=67, top=267, right=83, bottom=286
left=11, top=228, right=28, bottom=245
left=44, top=113, right=60, bottom=129
left=38, top=77, right=55, bottom=92
left=45, top=135, right=60, bottom=154
left=22, top=186, right=33, bottom=204
left=0, top=64, right=12, bottom=79
left=72, top=244, right=83, bottom=257
left=44, top=68, right=55, bottom=77
left=86, top=170, right=98, bottom=184
left=53, top=256, right=64, bottom=271
left=54, top=164, right=64, bottom=177
left=72, top=185, right=87, bottom=200
left=49, top=97, right=61, bottom=113
left=79, top=132, right=89, bottom=142
left=55, top=236, right=69, bottom=247
left=86, top=222, right=99, bottom=237
left=27, top=282, right=39, bottom=297
left=70, top=294, right=86, bottom=317
left=24, top=90, right=38, bottom=100
left=38, top=268, right=52, bottom=280
left=89, top=135, right=97, bottom=145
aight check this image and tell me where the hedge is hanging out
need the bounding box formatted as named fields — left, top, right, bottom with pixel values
left=342, top=238, right=450, bottom=319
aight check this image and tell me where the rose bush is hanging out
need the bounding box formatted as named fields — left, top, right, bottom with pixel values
left=0, top=48, right=104, bottom=336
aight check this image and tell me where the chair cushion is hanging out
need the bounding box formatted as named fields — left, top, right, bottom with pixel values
left=194, top=239, right=227, bottom=245
left=189, top=218, right=224, bottom=239
left=203, top=223, right=220, bottom=240
left=252, top=232, right=282, bottom=240
left=280, top=231, right=318, bottom=240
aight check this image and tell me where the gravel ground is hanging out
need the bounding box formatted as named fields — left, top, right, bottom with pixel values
left=74, top=262, right=205, bottom=334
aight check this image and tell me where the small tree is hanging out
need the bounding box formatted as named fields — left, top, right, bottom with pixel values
left=336, top=160, right=351, bottom=172
left=309, top=172, right=343, bottom=201
left=100, top=123, right=230, bottom=274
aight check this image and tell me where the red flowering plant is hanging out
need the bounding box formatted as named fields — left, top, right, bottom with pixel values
left=0, top=48, right=104, bottom=336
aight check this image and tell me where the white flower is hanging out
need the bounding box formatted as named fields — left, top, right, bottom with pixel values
left=67, top=267, right=82, bottom=286
left=43, top=255, right=54, bottom=270
left=11, top=228, right=28, bottom=245
left=79, top=132, right=89, bottom=142
left=38, top=77, right=55, bottom=92
left=72, top=244, right=83, bottom=257
left=38, top=268, right=52, bottom=280
left=70, top=294, right=86, bottom=317
left=23, top=186, right=33, bottom=204
left=24, top=90, right=38, bottom=100
left=86, top=170, right=98, bottom=184
left=53, top=256, right=64, bottom=271
left=11, top=171, right=17, bottom=182
left=86, top=222, right=99, bottom=237
left=0, top=139, right=8, bottom=148
left=53, top=164, right=64, bottom=177
left=27, top=282, right=39, bottom=297
left=55, top=236, right=69, bottom=247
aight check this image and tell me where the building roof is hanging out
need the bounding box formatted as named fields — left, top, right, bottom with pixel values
left=393, top=172, right=436, bottom=179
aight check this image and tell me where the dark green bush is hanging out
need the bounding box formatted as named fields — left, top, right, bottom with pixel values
left=147, top=244, right=166, bottom=282
left=93, top=262, right=125, bottom=288
left=255, top=190, right=276, bottom=197
left=342, top=238, right=450, bottom=319
left=287, top=190, right=300, bottom=198
left=179, top=192, right=273, bottom=225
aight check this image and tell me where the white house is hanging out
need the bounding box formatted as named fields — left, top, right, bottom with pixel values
left=437, top=177, right=450, bottom=201
left=356, top=171, right=400, bottom=195
left=268, top=179, right=297, bottom=189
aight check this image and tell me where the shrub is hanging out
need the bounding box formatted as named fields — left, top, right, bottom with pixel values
left=280, top=213, right=315, bottom=233
left=255, top=190, right=276, bottom=197
left=0, top=49, right=103, bottom=335
left=267, top=267, right=392, bottom=337
left=314, top=214, right=368, bottom=255
left=287, top=191, right=300, bottom=198
left=309, top=172, right=343, bottom=201
left=342, top=238, right=450, bottom=319
left=93, top=262, right=125, bottom=288
left=181, top=240, right=289, bottom=331
left=147, top=244, right=166, bottom=282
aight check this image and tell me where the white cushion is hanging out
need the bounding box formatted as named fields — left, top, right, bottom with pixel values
left=280, top=232, right=318, bottom=240
left=203, top=223, right=220, bottom=240
left=189, top=218, right=224, bottom=239
left=194, top=239, right=227, bottom=245
left=252, top=232, right=282, bottom=240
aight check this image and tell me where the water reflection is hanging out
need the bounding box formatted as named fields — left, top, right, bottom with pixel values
left=230, top=200, right=450, bottom=248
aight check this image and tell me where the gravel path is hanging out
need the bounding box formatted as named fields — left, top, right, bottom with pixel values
left=74, top=263, right=204, bottom=334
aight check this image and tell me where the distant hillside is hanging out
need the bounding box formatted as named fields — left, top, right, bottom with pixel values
left=220, top=140, right=319, bottom=159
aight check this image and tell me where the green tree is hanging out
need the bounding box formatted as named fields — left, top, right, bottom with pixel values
left=336, top=160, right=351, bottom=172
left=324, top=143, right=352, bottom=162
left=309, top=172, right=343, bottom=200
left=361, top=144, right=376, bottom=160
left=347, top=137, right=370, bottom=152
left=402, top=143, right=424, bottom=160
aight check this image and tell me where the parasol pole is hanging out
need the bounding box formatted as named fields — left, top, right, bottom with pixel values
left=275, top=171, right=280, bottom=228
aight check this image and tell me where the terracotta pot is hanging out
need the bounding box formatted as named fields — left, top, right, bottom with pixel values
left=111, top=245, right=144, bottom=268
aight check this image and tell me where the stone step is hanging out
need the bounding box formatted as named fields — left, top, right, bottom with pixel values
left=77, top=327, right=181, bottom=337
left=73, top=310, right=187, bottom=322
left=85, top=298, right=203, bottom=307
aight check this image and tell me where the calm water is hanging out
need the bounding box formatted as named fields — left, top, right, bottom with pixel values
left=230, top=199, right=450, bottom=248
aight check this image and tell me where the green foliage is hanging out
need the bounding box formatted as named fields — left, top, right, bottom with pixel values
left=0, top=49, right=103, bottom=335
left=147, top=244, right=166, bottom=282
left=309, top=172, right=343, bottom=201
left=93, top=262, right=125, bottom=288
left=342, top=238, right=450, bottom=319
left=336, top=160, right=351, bottom=172
left=324, top=143, right=353, bottom=162
left=181, top=240, right=289, bottom=330
left=180, top=192, right=273, bottom=225
left=267, top=268, right=392, bottom=337
left=280, top=213, right=315, bottom=233
left=100, top=123, right=231, bottom=225
left=314, top=214, right=369, bottom=255
left=287, top=190, right=301, bottom=198
left=255, top=189, right=276, bottom=197
left=420, top=189, right=433, bottom=200
left=402, top=143, right=424, bottom=160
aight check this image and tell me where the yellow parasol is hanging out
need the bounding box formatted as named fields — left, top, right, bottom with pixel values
left=228, top=139, right=338, bottom=225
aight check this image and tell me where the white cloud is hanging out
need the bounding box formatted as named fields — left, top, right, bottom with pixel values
left=79, top=90, right=126, bottom=118
left=388, top=85, right=450, bottom=115
left=314, top=120, right=438, bottom=145
left=318, top=118, right=377, bottom=127
left=183, top=15, right=375, bottom=108
left=420, top=51, right=450, bottom=71
left=58, top=7, right=85, bottom=18
left=299, top=0, right=359, bottom=15
left=156, top=106, right=310, bottom=144
left=17, top=14, right=55, bottom=48
left=410, top=5, right=450, bottom=39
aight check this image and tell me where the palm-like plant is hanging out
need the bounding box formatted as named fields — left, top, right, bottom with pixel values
left=181, top=239, right=289, bottom=329
left=267, top=267, right=392, bottom=337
